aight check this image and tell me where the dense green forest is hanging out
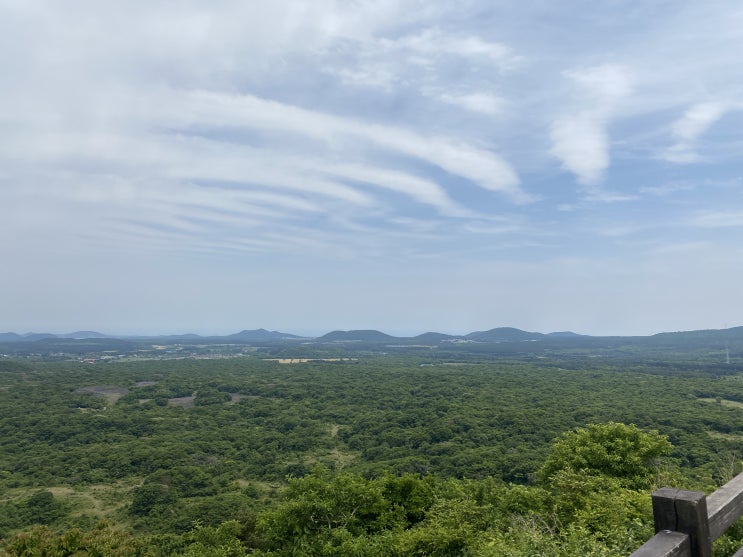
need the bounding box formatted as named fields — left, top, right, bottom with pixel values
left=2, top=353, right=743, bottom=555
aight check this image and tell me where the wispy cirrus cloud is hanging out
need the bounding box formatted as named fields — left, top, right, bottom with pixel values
left=662, top=101, right=730, bottom=163
left=437, top=92, right=505, bottom=115
left=117, top=88, right=526, bottom=201
left=638, top=182, right=694, bottom=197
left=2, top=71, right=529, bottom=257
left=328, top=27, right=520, bottom=90
left=689, top=210, right=743, bottom=228
left=322, top=25, right=518, bottom=129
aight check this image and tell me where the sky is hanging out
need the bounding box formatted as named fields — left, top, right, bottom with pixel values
left=1, top=0, right=743, bottom=337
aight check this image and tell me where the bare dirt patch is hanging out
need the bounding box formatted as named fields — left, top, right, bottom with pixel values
left=168, top=396, right=195, bottom=408
left=76, top=386, right=129, bottom=405
left=227, top=394, right=260, bottom=404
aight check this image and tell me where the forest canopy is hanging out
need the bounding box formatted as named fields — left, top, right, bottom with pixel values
left=1, top=354, right=743, bottom=555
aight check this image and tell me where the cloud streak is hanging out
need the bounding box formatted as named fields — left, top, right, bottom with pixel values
left=663, top=101, right=730, bottom=163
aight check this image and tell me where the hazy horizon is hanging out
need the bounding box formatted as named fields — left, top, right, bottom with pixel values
left=3, top=322, right=741, bottom=340
left=2, top=2, right=742, bottom=338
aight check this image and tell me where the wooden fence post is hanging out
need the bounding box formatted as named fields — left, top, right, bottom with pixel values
left=652, top=488, right=712, bottom=557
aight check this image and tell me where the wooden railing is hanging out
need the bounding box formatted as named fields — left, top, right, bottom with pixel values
left=630, top=471, right=743, bottom=557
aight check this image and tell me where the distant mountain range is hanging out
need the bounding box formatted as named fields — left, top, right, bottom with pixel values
left=0, top=326, right=741, bottom=345
left=314, top=327, right=587, bottom=343
left=0, top=331, right=109, bottom=342
left=0, top=329, right=303, bottom=343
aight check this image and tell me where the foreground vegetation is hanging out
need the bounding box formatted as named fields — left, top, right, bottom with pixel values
left=1, top=354, right=743, bottom=555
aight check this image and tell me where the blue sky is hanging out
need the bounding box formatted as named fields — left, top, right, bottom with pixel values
left=1, top=0, right=742, bottom=336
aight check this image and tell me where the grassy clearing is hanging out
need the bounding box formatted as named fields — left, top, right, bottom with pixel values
left=707, top=430, right=743, bottom=442
left=327, top=447, right=358, bottom=469
left=1, top=481, right=137, bottom=534
left=700, top=397, right=743, bottom=409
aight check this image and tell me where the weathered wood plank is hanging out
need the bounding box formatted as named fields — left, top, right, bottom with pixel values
left=654, top=488, right=683, bottom=532
left=707, top=471, right=743, bottom=540
left=629, top=531, right=690, bottom=557
left=652, top=488, right=712, bottom=557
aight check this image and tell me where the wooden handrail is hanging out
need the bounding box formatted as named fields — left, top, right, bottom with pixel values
left=630, top=471, right=743, bottom=557
left=707, top=471, right=743, bottom=540
left=630, top=531, right=690, bottom=557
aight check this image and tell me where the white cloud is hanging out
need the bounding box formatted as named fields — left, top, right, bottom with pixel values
left=662, top=101, right=730, bottom=163
left=584, top=190, right=638, bottom=203
left=323, top=25, right=519, bottom=128
left=438, top=92, right=505, bottom=115
left=333, top=27, right=520, bottom=86
left=564, top=65, right=634, bottom=103
left=2, top=79, right=526, bottom=238
left=690, top=210, right=743, bottom=228
left=673, top=102, right=728, bottom=142
left=639, top=182, right=693, bottom=196
left=321, top=163, right=473, bottom=217
left=463, top=217, right=533, bottom=235
left=650, top=241, right=712, bottom=255
left=550, top=112, right=609, bottom=185
left=165, top=90, right=525, bottom=201
left=392, top=28, right=516, bottom=64
left=549, top=65, right=634, bottom=187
